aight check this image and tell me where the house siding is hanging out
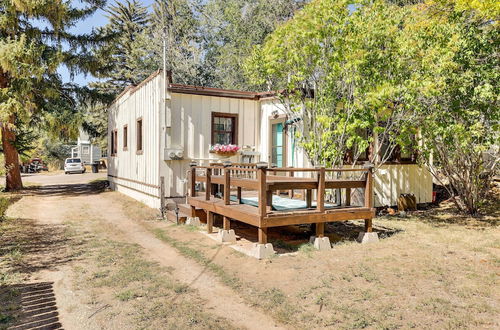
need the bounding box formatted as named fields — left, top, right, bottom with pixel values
left=165, top=93, right=260, bottom=197
left=107, top=74, right=162, bottom=208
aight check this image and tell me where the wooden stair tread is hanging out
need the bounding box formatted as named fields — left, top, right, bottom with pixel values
left=165, top=209, right=189, bottom=223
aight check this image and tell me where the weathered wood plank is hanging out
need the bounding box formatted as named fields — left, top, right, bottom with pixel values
left=262, top=209, right=375, bottom=227
left=187, top=196, right=261, bottom=226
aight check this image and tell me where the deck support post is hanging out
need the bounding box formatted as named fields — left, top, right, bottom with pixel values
left=364, top=164, right=374, bottom=233
left=316, top=222, right=325, bottom=237
left=317, top=167, right=326, bottom=213
left=207, top=211, right=213, bottom=234
left=257, top=163, right=268, bottom=219
left=258, top=227, right=268, bottom=244
left=357, top=163, right=378, bottom=243
left=288, top=168, right=294, bottom=198
left=189, top=162, right=198, bottom=218
left=364, top=219, right=372, bottom=232
left=223, top=216, right=231, bottom=231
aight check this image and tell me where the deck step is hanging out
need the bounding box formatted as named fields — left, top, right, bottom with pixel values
left=165, top=210, right=189, bottom=223
left=177, top=203, right=207, bottom=222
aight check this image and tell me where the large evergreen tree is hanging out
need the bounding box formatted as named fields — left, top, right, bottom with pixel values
left=0, top=0, right=105, bottom=190
left=91, top=0, right=151, bottom=94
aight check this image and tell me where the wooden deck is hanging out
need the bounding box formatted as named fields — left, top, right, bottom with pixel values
left=187, top=163, right=376, bottom=244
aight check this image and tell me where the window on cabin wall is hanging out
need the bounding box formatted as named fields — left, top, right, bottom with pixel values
left=212, top=113, right=238, bottom=145
left=379, top=133, right=417, bottom=163
left=344, top=129, right=369, bottom=164
left=111, top=130, right=118, bottom=156
left=123, top=125, right=128, bottom=150
left=136, top=118, right=143, bottom=154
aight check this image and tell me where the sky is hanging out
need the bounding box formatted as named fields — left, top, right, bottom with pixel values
left=59, top=0, right=156, bottom=86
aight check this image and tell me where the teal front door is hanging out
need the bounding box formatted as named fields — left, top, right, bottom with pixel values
left=271, top=122, right=285, bottom=167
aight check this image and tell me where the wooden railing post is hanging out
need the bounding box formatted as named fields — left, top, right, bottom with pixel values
left=224, top=165, right=231, bottom=205
left=364, top=164, right=374, bottom=208
left=317, top=167, right=326, bottom=213
left=205, top=167, right=212, bottom=201
left=364, top=163, right=374, bottom=232
left=237, top=187, right=242, bottom=204
left=189, top=161, right=197, bottom=197
left=288, top=167, right=294, bottom=198
left=257, top=162, right=268, bottom=218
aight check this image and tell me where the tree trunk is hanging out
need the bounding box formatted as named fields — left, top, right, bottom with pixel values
left=1, top=115, right=23, bottom=191
left=0, top=70, right=23, bottom=191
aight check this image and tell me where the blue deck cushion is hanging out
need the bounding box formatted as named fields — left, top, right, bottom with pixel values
left=230, top=195, right=337, bottom=211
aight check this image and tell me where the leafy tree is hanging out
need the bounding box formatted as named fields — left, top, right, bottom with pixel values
left=403, top=0, right=499, bottom=214
left=0, top=0, right=104, bottom=190
left=246, top=0, right=418, bottom=166
left=247, top=0, right=499, bottom=214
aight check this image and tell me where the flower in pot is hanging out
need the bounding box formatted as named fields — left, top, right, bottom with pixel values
left=209, top=144, right=240, bottom=156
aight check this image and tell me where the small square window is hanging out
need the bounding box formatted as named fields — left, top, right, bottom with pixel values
left=123, top=125, right=128, bottom=150
left=136, top=118, right=143, bottom=154
left=212, top=113, right=237, bottom=145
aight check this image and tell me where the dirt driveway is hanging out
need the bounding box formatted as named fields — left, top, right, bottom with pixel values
left=3, top=175, right=282, bottom=330
left=20, top=171, right=106, bottom=186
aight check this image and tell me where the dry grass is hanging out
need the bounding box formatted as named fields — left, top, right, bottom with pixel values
left=115, top=193, right=499, bottom=329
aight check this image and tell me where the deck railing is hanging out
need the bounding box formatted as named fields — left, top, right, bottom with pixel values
left=189, top=162, right=374, bottom=219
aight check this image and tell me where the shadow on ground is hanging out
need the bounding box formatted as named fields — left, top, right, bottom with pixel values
left=1, top=215, right=80, bottom=328
left=0, top=282, right=62, bottom=330
left=23, top=180, right=108, bottom=197
left=210, top=215, right=402, bottom=253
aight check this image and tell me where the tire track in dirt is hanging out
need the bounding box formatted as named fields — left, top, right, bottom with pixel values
left=9, top=188, right=286, bottom=330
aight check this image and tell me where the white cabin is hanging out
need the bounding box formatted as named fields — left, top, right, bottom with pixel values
left=108, top=71, right=433, bottom=209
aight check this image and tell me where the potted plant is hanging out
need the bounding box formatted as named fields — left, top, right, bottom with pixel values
left=209, top=144, right=240, bottom=157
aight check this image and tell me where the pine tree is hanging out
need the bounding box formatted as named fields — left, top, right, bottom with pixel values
left=0, top=0, right=104, bottom=190
left=91, top=0, right=153, bottom=94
